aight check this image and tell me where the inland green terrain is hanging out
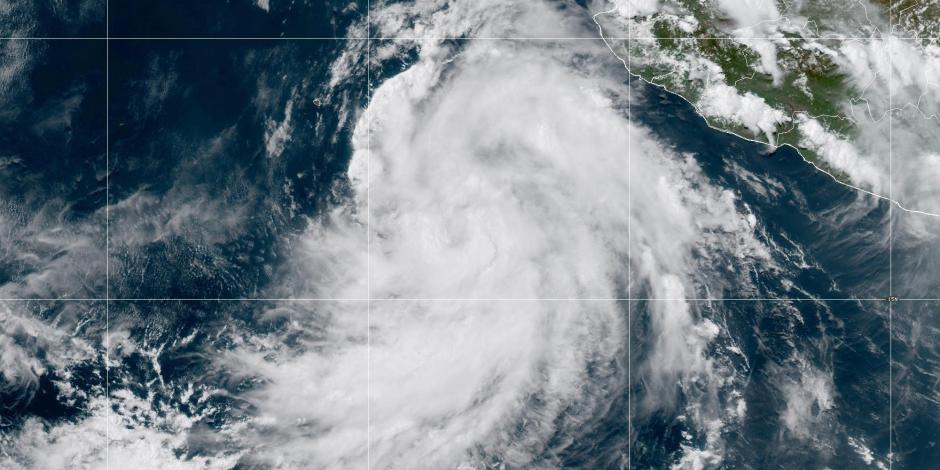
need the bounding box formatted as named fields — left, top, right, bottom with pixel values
left=596, top=0, right=940, bottom=204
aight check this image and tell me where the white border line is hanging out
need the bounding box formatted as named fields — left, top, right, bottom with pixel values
left=589, top=20, right=940, bottom=219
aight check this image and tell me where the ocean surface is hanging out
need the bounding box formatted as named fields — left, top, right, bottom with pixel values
left=1, top=1, right=937, bottom=468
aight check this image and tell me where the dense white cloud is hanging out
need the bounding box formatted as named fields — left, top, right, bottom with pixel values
left=777, top=360, right=835, bottom=440
left=367, top=0, right=592, bottom=39
left=600, top=0, right=940, bottom=217
left=826, top=37, right=940, bottom=215
left=2, top=1, right=800, bottom=468
left=369, top=300, right=623, bottom=468
left=715, top=0, right=785, bottom=85
left=264, top=94, right=294, bottom=159
left=0, top=303, right=97, bottom=411
left=0, top=302, right=103, bottom=469
left=1, top=393, right=243, bottom=470
left=257, top=1, right=773, bottom=466
left=795, top=113, right=883, bottom=189
left=699, top=83, right=790, bottom=144
left=609, top=0, right=659, bottom=18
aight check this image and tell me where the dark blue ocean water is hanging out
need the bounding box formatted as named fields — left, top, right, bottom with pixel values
left=109, top=0, right=366, bottom=38
left=617, top=81, right=895, bottom=469
left=107, top=38, right=364, bottom=299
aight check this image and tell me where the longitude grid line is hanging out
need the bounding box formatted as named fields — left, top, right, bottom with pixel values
left=626, top=21, right=632, bottom=470
left=888, top=5, right=894, bottom=467
left=367, top=0, right=372, bottom=468
left=105, top=0, right=110, bottom=467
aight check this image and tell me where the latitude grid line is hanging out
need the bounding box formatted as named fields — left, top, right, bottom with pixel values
left=5, top=10, right=933, bottom=470
left=0, top=297, right=922, bottom=301
left=0, top=298, right=931, bottom=302
left=4, top=36, right=940, bottom=39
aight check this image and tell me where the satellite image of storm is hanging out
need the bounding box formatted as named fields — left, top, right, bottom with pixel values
left=3, top=0, right=940, bottom=468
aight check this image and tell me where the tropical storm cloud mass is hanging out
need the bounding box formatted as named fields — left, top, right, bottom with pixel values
left=1, top=1, right=939, bottom=469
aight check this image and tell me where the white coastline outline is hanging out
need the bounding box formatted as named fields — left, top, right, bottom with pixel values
left=590, top=10, right=940, bottom=219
